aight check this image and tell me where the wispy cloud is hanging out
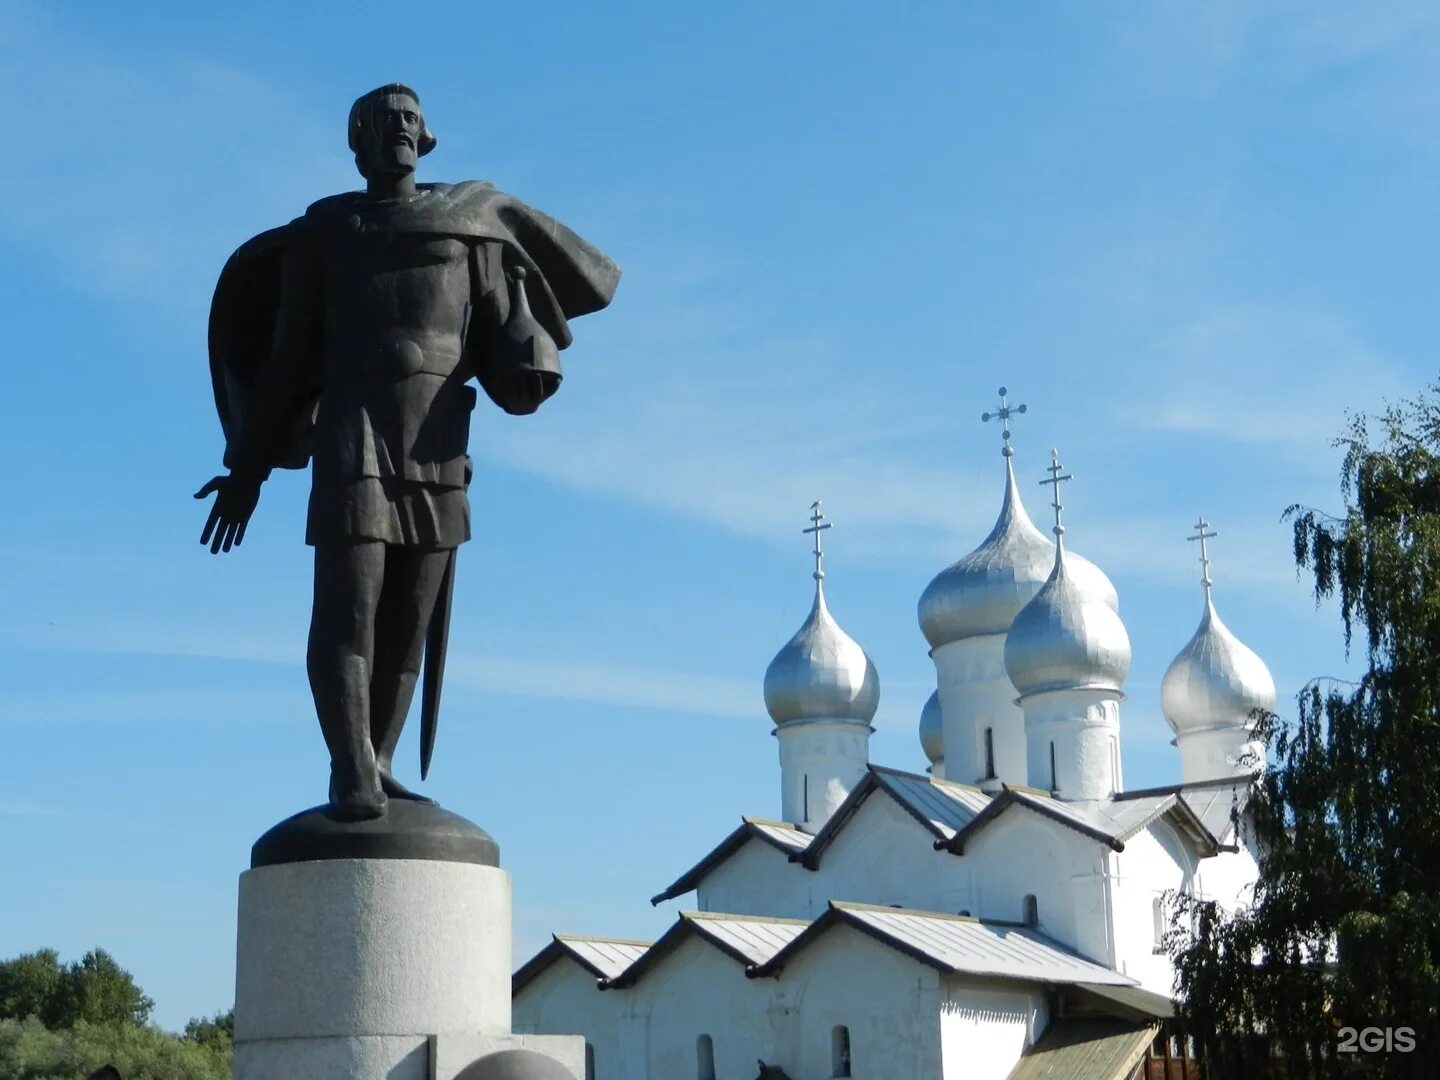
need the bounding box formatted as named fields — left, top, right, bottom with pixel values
left=0, top=3, right=348, bottom=325
left=1110, top=0, right=1440, bottom=151
left=1, top=613, right=763, bottom=722
left=1125, top=304, right=1408, bottom=455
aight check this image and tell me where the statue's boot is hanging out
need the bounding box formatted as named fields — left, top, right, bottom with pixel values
left=313, top=649, right=387, bottom=820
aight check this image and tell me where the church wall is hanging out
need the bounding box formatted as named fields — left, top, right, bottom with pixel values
left=766, top=923, right=944, bottom=1078
left=812, top=793, right=971, bottom=914
left=1194, top=835, right=1260, bottom=914
left=630, top=936, right=780, bottom=1080
left=512, top=957, right=626, bottom=1079
left=934, top=634, right=1027, bottom=787
left=965, top=813, right=1110, bottom=962
left=695, top=838, right=812, bottom=919
left=1108, top=821, right=1193, bottom=994
left=939, top=975, right=1049, bottom=1080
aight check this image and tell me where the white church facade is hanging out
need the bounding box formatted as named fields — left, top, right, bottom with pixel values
left=513, top=398, right=1277, bottom=1079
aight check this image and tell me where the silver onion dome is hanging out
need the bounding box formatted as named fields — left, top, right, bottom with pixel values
left=764, top=582, right=880, bottom=726
left=918, top=689, right=943, bottom=766
left=1004, top=550, right=1132, bottom=699
left=918, top=457, right=1118, bottom=650
left=1161, top=596, right=1275, bottom=735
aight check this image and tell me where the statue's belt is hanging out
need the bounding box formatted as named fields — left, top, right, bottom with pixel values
left=325, top=338, right=466, bottom=382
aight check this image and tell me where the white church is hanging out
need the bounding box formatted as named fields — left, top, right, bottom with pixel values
left=512, top=397, right=1277, bottom=1079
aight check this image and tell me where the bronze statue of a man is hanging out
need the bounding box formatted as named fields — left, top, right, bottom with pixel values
left=198, top=84, right=619, bottom=820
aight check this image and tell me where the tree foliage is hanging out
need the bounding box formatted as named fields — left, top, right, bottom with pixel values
left=1169, top=394, right=1440, bottom=1077
left=0, top=949, right=154, bottom=1029
left=0, top=1016, right=229, bottom=1080
left=181, top=1009, right=233, bottom=1056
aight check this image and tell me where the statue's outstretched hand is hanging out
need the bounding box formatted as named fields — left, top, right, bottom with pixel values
left=194, top=473, right=262, bottom=554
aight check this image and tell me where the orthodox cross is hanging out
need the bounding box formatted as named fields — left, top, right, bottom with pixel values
left=981, top=387, right=1027, bottom=458
left=1040, top=449, right=1072, bottom=539
left=803, top=501, right=831, bottom=583
left=1189, top=518, right=1218, bottom=600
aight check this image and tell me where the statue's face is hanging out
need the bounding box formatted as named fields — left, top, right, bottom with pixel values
left=358, top=92, right=423, bottom=178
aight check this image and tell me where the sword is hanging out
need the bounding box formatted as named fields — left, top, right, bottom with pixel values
left=419, top=548, right=457, bottom=781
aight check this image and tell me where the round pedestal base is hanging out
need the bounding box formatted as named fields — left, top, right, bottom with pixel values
left=234, top=856, right=511, bottom=1078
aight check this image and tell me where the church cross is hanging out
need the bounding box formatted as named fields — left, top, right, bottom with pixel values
left=981, top=386, right=1027, bottom=458
left=803, top=501, right=832, bottom=582
left=1189, top=518, right=1218, bottom=599
left=1039, top=449, right=1072, bottom=539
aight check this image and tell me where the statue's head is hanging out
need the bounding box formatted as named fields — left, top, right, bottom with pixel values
left=348, top=83, right=436, bottom=180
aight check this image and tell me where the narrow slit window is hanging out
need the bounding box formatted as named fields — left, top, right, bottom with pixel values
left=983, top=727, right=996, bottom=779
left=1153, top=896, right=1166, bottom=951
left=1024, top=894, right=1039, bottom=927
left=831, top=1025, right=852, bottom=1077
left=803, top=774, right=809, bottom=822
left=1049, top=741, right=1058, bottom=792
left=585, top=1044, right=596, bottom=1080
left=697, top=1034, right=715, bottom=1080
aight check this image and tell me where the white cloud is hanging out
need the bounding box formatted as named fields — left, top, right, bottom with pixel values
left=0, top=4, right=348, bottom=321
left=1125, top=304, right=1409, bottom=456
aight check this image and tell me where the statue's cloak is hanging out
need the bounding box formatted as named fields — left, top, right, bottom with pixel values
left=208, top=181, right=620, bottom=470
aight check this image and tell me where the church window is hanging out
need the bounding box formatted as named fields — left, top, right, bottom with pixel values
left=983, top=727, right=995, bottom=779
left=1049, top=742, right=1057, bottom=792
left=831, top=1025, right=852, bottom=1077
left=1110, top=735, right=1120, bottom=788
left=803, top=774, right=809, bottom=822
left=697, top=1034, right=715, bottom=1080
left=585, top=1044, right=595, bottom=1080
left=1152, top=896, right=1166, bottom=952
left=1023, top=894, right=1039, bottom=927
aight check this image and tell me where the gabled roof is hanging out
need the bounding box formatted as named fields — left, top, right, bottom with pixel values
left=651, top=817, right=811, bottom=905
left=604, top=911, right=808, bottom=989
left=512, top=933, right=652, bottom=996
left=940, top=785, right=1220, bottom=858
left=797, top=765, right=991, bottom=868
left=1116, top=774, right=1251, bottom=850
left=749, top=901, right=1136, bottom=987
left=1004, top=1018, right=1158, bottom=1080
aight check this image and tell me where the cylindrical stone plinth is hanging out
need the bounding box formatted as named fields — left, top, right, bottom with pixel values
left=233, top=857, right=510, bottom=1080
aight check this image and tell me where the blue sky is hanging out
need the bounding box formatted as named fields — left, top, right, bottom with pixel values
left=2, top=0, right=1437, bottom=1030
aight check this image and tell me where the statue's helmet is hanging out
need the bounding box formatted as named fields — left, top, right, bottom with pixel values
left=348, top=82, right=437, bottom=173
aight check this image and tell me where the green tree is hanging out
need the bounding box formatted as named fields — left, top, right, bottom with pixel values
left=1169, top=394, right=1440, bottom=1078
left=0, top=948, right=154, bottom=1029
left=0, top=949, right=66, bottom=1027
left=0, top=1016, right=230, bottom=1080
left=182, top=1008, right=233, bottom=1055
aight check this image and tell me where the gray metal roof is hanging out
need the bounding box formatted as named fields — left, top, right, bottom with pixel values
left=651, top=817, right=812, bottom=905
left=685, top=911, right=809, bottom=966
left=800, top=765, right=992, bottom=868
left=1179, top=781, right=1246, bottom=844
left=945, top=784, right=1219, bottom=857
left=512, top=933, right=653, bottom=996
left=745, top=817, right=812, bottom=854
left=607, top=911, right=808, bottom=988
left=554, top=935, right=651, bottom=980
left=872, top=766, right=991, bottom=838
left=1076, top=794, right=1178, bottom=842
left=752, top=902, right=1135, bottom=987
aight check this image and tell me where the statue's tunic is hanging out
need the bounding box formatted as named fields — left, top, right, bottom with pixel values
left=237, top=193, right=508, bottom=548
left=215, top=181, right=621, bottom=549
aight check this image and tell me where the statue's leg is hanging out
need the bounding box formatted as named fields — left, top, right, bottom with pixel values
left=370, top=544, right=450, bottom=800
left=308, top=541, right=387, bottom=820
